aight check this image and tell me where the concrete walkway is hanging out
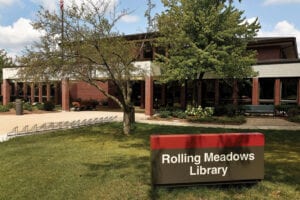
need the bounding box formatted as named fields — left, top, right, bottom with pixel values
left=0, top=111, right=299, bottom=141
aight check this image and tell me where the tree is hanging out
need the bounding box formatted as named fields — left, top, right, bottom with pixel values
left=18, top=0, right=150, bottom=135
left=155, top=0, right=260, bottom=104
left=0, top=49, right=14, bottom=82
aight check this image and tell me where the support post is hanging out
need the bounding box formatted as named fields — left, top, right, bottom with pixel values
left=38, top=83, right=43, bottom=103
left=46, top=83, right=51, bottom=101
left=252, top=78, right=259, bottom=105
left=274, top=79, right=281, bottom=106
left=62, top=78, right=70, bottom=111
left=2, top=79, right=10, bottom=105
left=145, top=76, right=154, bottom=116
left=140, top=81, right=145, bottom=109
left=30, top=83, right=35, bottom=103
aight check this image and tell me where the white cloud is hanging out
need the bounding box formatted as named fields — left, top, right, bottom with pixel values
left=258, top=20, right=300, bottom=56
left=0, top=18, right=43, bottom=58
left=0, top=0, right=19, bottom=7
left=121, top=15, right=140, bottom=23
left=264, top=0, right=300, bottom=5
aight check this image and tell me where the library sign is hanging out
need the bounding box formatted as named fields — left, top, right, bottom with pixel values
left=151, top=133, right=264, bottom=185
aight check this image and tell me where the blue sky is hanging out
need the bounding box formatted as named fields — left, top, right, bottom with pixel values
left=0, top=0, right=300, bottom=58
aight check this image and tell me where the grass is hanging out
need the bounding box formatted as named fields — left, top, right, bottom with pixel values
left=0, top=123, right=299, bottom=200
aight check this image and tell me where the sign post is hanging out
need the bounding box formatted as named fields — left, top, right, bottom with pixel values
left=151, top=133, right=264, bottom=186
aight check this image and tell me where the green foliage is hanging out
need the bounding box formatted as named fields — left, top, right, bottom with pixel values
left=185, top=105, right=214, bottom=118
left=23, top=102, right=33, bottom=111
left=43, top=101, right=55, bottom=111
left=288, top=115, right=300, bottom=123
left=6, top=102, right=15, bottom=109
left=0, top=105, right=9, bottom=112
left=0, top=49, right=14, bottom=82
left=287, top=107, right=300, bottom=117
left=156, top=0, right=260, bottom=83
left=34, top=102, right=44, bottom=110
left=158, top=110, right=172, bottom=118
left=172, top=110, right=187, bottom=119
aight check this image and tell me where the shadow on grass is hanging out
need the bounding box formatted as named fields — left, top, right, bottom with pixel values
left=81, top=155, right=150, bottom=183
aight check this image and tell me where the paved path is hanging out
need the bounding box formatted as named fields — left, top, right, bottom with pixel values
left=0, top=111, right=299, bottom=141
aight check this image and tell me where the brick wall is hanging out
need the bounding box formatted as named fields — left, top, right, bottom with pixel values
left=69, top=81, right=108, bottom=102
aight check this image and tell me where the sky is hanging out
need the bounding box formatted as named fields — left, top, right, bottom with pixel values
left=0, top=0, right=300, bottom=59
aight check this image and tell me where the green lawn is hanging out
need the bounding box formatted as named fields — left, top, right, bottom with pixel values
left=0, top=123, right=299, bottom=200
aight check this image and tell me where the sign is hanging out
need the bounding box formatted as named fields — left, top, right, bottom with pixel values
left=151, top=133, right=264, bottom=185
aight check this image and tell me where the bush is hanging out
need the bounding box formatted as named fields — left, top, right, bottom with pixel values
left=23, top=102, right=32, bottom=111
left=158, top=110, right=172, bottom=118
left=43, top=101, right=55, bottom=111
left=288, top=115, right=300, bottom=123
left=80, top=99, right=99, bottom=110
left=185, top=105, right=214, bottom=119
left=172, top=110, right=187, bottom=119
left=6, top=102, right=15, bottom=109
left=0, top=105, right=10, bottom=112
left=35, top=103, right=44, bottom=110
left=287, top=107, right=300, bottom=117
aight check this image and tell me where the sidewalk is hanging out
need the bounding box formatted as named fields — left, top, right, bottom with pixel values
left=1, top=111, right=299, bottom=141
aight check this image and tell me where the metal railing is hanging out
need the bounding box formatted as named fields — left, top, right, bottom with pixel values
left=6, top=115, right=118, bottom=139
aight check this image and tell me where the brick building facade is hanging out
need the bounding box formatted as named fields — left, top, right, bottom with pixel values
left=2, top=35, right=300, bottom=115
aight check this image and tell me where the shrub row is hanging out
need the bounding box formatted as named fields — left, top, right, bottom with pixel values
left=0, top=105, right=10, bottom=112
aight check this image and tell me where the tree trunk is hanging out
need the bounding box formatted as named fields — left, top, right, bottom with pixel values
left=123, top=109, right=131, bottom=135
left=123, top=105, right=135, bottom=135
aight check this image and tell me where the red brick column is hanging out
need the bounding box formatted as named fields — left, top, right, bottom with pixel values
left=140, top=81, right=145, bottom=109
left=62, top=78, right=70, bottom=111
left=252, top=78, right=259, bottom=105
left=232, top=79, right=238, bottom=105
left=30, top=83, right=35, bottom=103
left=145, top=76, right=154, bottom=116
left=38, top=83, right=43, bottom=103
left=274, top=79, right=281, bottom=106
left=46, top=83, right=51, bottom=101
left=2, top=79, right=10, bottom=105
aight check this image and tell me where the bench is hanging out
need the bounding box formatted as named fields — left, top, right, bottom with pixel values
left=243, top=105, right=275, bottom=116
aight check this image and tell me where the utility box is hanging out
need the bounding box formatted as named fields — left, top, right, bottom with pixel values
left=15, top=99, right=23, bottom=115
